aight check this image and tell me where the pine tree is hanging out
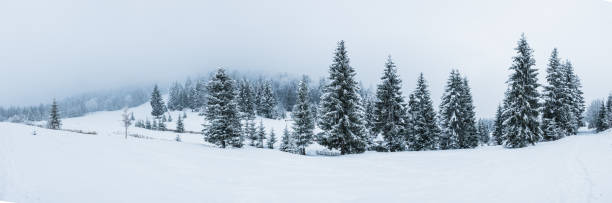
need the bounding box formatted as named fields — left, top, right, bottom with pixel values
left=439, top=70, right=464, bottom=149
left=292, top=78, right=315, bottom=155
left=363, top=96, right=377, bottom=147
left=257, top=81, right=277, bottom=119
left=607, top=95, right=612, bottom=125
left=130, top=112, right=135, bottom=121
left=563, top=61, right=586, bottom=131
left=145, top=118, right=152, bottom=129
left=203, top=68, right=243, bottom=148
left=492, top=104, right=505, bottom=145
left=407, top=73, right=440, bottom=151
left=267, top=128, right=277, bottom=149
left=152, top=119, right=158, bottom=130
left=373, top=56, right=406, bottom=152
left=238, top=79, right=256, bottom=120
left=176, top=116, right=185, bottom=133
left=596, top=103, right=610, bottom=132
left=501, top=34, right=542, bottom=148
left=477, top=119, right=490, bottom=145
left=246, top=119, right=257, bottom=146
left=279, top=125, right=295, bottom=153
left=256, top=120, right=265, bottom=148
left=541, top=48, right=571, bottom=140
left=193, top=79, right=208, bottom=111
left=460, top=78, right=479, bottom=148
left=317, top=41, right=368, bottom=155
left=47, top=99, right=61, bottom=130
left=150, top=85, right=165, bottom=118
left=158, top=119, right=167, bottom=131
left=168, top=82, right=182, bottom=111
left=168, top=114, right=173, bottom=122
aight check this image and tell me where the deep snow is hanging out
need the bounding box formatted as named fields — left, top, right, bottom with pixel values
left=1, top=102, right=612, bottom=203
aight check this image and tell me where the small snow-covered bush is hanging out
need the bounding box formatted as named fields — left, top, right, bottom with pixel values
left=315, top=149, right=341, bottom=156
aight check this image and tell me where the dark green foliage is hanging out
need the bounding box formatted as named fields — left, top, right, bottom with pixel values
left=374, top=56, right=406, bottom=152
left=407, top=73, right=440, bottom=151
left=176, top=116, right=184, bottom=133
left=438, top=70, right=478, bottom=149
left=150, top=85, right=165, bottom=118
left=292, top=78, right=315, bottom=155
left=47, top=99, right=61, bottom=130
left=501, top=34, right=542, bottom=148
left=267, top=129, right=277, bottom=149
left=317, top=41, right=368, bottom=155
left=203, top=68, right=243, bottom=148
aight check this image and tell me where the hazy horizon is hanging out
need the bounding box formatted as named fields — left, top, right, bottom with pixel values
left=1, top=0, right=611, bottom=117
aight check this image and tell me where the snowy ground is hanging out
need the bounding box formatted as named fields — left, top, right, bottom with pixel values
left=1, top=102, right=612, bottom=202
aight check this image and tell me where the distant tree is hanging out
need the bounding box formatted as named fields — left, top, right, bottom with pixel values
left=317, top=41, right=368, bottom=155
left=292, top=78, right=315, bottom=155
left=501, top=34, right=541, bottom=148
left=373, top=56, right=407, bottom=152
left=150, top=85, right=165, bottom=118
left=145, top=118, right=152, bottom=129
left=245, top=119, right=257, bottom=146
left=407, top=73, right=440, bottom=151
left=183, top=111, right=187, bottom=119
left=238, top=79, right=256, bottom=120
left=257, top=81, right=278, bottom=119
left=279, top=125, right=295, bottom=153
left=203, top=68, right=243, bottom=148
left=492, top=104, right=505, bottom=145
left=192, top=79, right=208, bottom=111
left=121, top=108, right=132, bottom=139
left=477, top=119, right=490, bottom=145
left=168, top=114, right=173, bottom=122
left=585, top=100, right=604, bottom=129
left=256, top=120, right=266, bottom=148
left=267, top=128, right=277, bottom=149
left=596, top=103, right=610, bottom=132
left=47, top=99, right=61, bottom=130
left=176, top=116, right=185, bottom=133
left=130, top=112, right=135, bottom=121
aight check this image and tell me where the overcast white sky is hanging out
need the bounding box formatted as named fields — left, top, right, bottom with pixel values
left=1, top=0, right=611, bottom=117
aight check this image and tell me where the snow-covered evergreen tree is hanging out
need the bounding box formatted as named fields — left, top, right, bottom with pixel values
left=203, top=68, right=243, bottom=148
left=563, top=61, right=585, bottom=132
left=47, top=99, right=61, bottom=130
left=317, top=41, right=368, bottom=155
left=407, top=73, right=440, bottom=151
left=492, top=104, right=505, bottom=145
left=596, top=103, right=610, bottom=132
left=145, top=118, right=151, bottom=129
left=245, top=119, right=257, bottom=146
left=460, top=78, right=479, bottom=148
left=477, top=119, right=490, bottom=145
left=150, top=85, right=165, bottom=118
left=541, top=48, right=571, bottom=140
left=256, top=120, right=265, bottom=148
left=176, top=116, right=184, bottom=133
left=373, top=56, right=406, bottom=152
left=267, top=128, right=277, bottom=149
left=257, top=81, right=277, bottom=119
left=363, top=96, right=377, bottom=148
left=238, top=79, right=256, bottom=120
left=158, top=119, right=167, bottom=131
left=292, top=79, right=315, bottom=155
left=168, top=114, right=173, bottom=122
left=192, top=79, right=208, bottom=111
left=501, top=34, right=542, bottom=148
left=279, top=125, right=295, bottom=153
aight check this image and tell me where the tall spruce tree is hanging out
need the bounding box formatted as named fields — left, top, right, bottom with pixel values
left=47, top=99, right=61, bottom=130
left=501, top=34, right=542, bottom=148
left=439, top=70, right=465, bottom=149
left=150, top=85, right=165, bottom=118
left=373, top=56, right=406, bottom=152
left=245, top=119, right=257, bottom=146
left=257, top=81, right=278, bottom=119
left=203, top=68, right=243, bottom=148
left=317, top=41, right=368, bottom=155
left=596, top=103, right=610, bottom=132
left=279, top=125, right=295, bottom=153
left=256, top=120, right=265, bottom=148
left=460, top=78, right=479, bottom=148
left=292, top=78, right=315, bottom=155
left=541, top=48, right=571, bottom=140
left=563, top=60, right=585, bottom=132
left=492, top=104, right=505, bottom=145
left=407, top=73, right=440, bottom=150
left=238, top=79, right=256, bottom=120
left=168, top=82, right=182, bottom=111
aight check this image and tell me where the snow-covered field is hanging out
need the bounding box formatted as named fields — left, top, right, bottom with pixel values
left=1, top=102, right=612, bottom=203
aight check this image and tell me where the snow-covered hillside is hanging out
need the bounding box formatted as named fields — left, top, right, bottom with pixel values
left=1, top=102, right=612, bottom=203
